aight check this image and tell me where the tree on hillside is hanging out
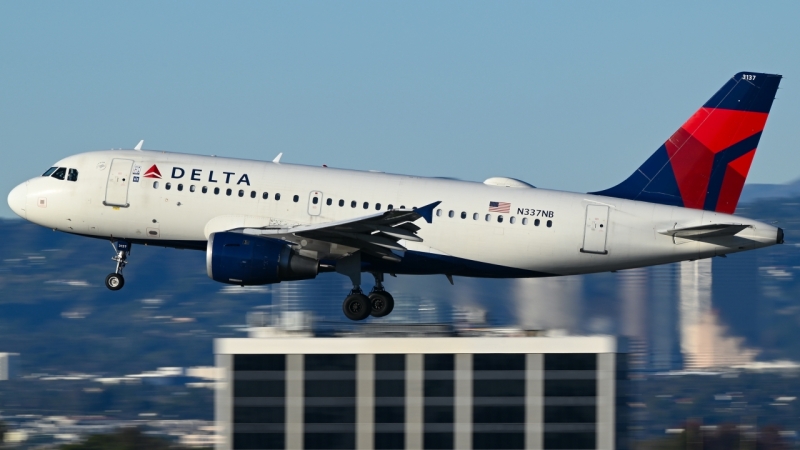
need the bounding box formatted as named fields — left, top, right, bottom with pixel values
left=0, top=420, right=8, bottom=446
left=59, top=426, right=209, bottom=450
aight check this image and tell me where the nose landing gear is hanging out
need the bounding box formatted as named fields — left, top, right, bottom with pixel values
left=105, top=240, right=130, bottom=291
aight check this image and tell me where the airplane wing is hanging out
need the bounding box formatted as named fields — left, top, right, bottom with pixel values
left=238, top=201, right=442, bottom=262
left=657, top=223, right=751, bottom=239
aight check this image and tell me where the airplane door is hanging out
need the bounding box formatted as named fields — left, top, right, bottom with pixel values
left=581, top=204, right=609, bottom=254
left=308, top=191, right=323, bottom=216
left=104, top=159, right=134, bottom=207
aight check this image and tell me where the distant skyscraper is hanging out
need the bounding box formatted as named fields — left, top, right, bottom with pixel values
left=0, top=353, right=19, bottom=380
left=513, top=276, right=583, bottom=333
left=680, top=259, right=758, bottom=368
left=648, top=264, right=682, bottom=371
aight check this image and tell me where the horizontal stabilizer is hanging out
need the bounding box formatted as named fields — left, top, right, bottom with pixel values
left=658, top=223, right=750, bottom=239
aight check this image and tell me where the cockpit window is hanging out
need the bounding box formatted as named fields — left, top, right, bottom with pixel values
left=42, top=167, right=57, bottom=177
left=51, top=167, right=67, bottom=180
left=67, top=169, right=78, bottom=182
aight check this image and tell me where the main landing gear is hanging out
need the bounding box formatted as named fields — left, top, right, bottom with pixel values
left=105, top=240, right=131, bottom=291
left=341, top=272, right=395, bottom=321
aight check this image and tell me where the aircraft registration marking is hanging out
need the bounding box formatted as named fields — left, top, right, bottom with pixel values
left=517, top=208, right=554, bottom=218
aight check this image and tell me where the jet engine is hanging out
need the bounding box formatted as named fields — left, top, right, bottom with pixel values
left=206, top=232, right=318, bottom=285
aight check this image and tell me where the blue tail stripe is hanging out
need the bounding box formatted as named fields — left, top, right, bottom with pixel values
left=590, top=145, right=684, bottom=207
left=702, top=132, right=762, bottom=211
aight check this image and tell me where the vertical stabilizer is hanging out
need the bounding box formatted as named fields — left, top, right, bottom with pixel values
left=592, top=72, right=781, bottom=213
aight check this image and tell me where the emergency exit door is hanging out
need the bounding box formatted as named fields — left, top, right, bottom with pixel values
left=104, top=159, right=134, bottom=207
left=581, top=204, right=609, bottom=254
left=308, top=191, right=323, bottom=216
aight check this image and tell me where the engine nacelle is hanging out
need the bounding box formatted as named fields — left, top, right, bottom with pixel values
left=206, top=232, right=318, bottom=285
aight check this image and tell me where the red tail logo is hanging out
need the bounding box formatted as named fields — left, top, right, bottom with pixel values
left=143, top=165, right=162, bottom=179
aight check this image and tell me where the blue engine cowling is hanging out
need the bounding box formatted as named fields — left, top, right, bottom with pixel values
left=206, top=232, right=319, bottom=285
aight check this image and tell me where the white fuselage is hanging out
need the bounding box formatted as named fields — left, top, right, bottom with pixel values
left=8, top=150, right=780, bottom=278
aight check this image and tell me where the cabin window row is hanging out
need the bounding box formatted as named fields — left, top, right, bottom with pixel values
left=323, top=198, right=405, bottom=211
left=150, top=182, right=407, bottom=212
left=152, top=181, right=290, bottom=201
left=435, top=208, right=553, bottom=227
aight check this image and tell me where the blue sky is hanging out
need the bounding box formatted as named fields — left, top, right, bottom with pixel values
left=1, top=2, right=798, bottom=217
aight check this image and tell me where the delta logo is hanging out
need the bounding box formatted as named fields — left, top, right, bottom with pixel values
left=143, top=165, right=162, bottom=179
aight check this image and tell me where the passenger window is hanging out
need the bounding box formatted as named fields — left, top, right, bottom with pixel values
left=275, top=193, right=281, bottom=201
left=42, top=167, right=58, bottom=177
left=326, top=198, right=332, bottom=206
left=387, top=204, right=393, bottom=210
left=497, top=215, right=503, bottom=223
left=190, top=185, right=196, bottom=192
left=547, top=220, right=553, bottom=228
left=339, top=199, right=344, bottom=207
left=522, top=218, right=528, bottom=225
left=177, top=184, right=183, bottom=191
left=250, top=191, right=256, bottom=198
left=510, top=217, right=516, bottom=224
left=238, top=189, right=244, bottom=197
left=165, top=182, right=172, bottom=190
left=262, top=192, right=268, bottom=199
left=51, top=167, right=67, bottom=180
left=153, top=181, right=159, bottom=189
left=436, top=209, right=442, bottom=217
left=67, top=169, right=78, bottom=182
left=202, top=186, right=208, bottom=194
left=351, top=201, right=357, bottom=208
left=473, top=213, right=478, bottom=220
left=214, top=187, right=220, bottom=195
left=376, top=203, right=381, bottom=210
left=448, top=210, right=454, bottom=218
left=400, top=205, right=405, bottom=209
left=313, top=197, right=319, bottom=205
left=534, top=219, right=540, bottom=226
left=226, top=189, right=232, bottom=196
left=485, top=214, right=491, bottom=222
left=363, top=202, right=369, bottom=209
left=461, top=212, right=466, bottom=219
left=293, top=195, right=299, bottom=202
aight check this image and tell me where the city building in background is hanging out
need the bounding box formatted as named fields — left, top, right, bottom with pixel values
left=214, top=333, right=628, bottom=450
left=0, top=352, right=19, bottom=381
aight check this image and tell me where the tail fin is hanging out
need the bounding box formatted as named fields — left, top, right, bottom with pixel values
left=591, top=72, right=781, bottom=213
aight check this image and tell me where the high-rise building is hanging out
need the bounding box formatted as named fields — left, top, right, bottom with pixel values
left=0, top=353, right=19, bottom=381
left=215, top=335, right=628, bottom=450
left=679, top=260, right=758, bottom=369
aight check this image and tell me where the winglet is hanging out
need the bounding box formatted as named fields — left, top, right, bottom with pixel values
left=134, top=140, right=144, bottom=151
left=272, top=152, right=283, bottom=163
left=412, top=201, right=442, bottom=224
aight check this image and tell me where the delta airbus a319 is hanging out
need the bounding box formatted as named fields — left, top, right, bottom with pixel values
left=7, top=72, right=784, bottom=320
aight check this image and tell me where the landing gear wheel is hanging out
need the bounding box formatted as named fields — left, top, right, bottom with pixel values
left=369, top=291, right=395, bottom=317
left=342, top=293, right=371, bottom=321
left=105, top=273, right=125, bottom=291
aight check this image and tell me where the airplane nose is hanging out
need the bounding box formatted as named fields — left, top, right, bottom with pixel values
left=7, top=182, right=27, bottom=219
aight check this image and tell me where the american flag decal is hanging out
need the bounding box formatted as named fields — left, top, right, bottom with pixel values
left=488, top=201, right=510, bottom=213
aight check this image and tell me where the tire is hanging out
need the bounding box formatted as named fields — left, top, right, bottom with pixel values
left=105, top=273, right=125, bottom=291
left=369, top=291, right=395, bottom=317
left=342, top=293, right=371, bottom=321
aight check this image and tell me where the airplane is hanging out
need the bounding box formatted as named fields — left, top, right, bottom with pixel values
left=6, top=72, right=784, bottom=321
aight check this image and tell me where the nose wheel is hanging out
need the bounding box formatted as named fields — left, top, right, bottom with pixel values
left=105, top=240, right=131, bottom=291
left=105, top=273, right=124, bottom=290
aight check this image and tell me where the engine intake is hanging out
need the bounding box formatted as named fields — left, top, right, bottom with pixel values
left=206, top=232, right=318, bottom=285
